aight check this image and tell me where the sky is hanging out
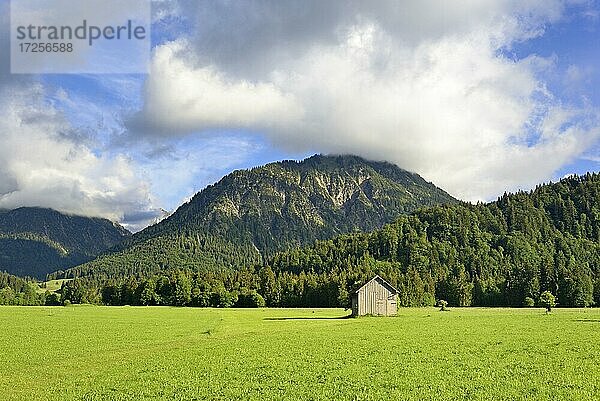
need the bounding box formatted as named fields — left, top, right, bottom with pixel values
left=1, top=0, right=600, bottom=231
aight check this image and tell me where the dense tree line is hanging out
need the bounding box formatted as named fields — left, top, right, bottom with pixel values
left=50, top=233, right=263, bottom=280
left=267, top=173, right=600, bottom=307
left=53, top=267, right=352, bottom=308
left=0, top=272, right=46, bottom=305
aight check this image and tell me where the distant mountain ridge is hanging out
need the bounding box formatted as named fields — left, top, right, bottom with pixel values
left=0, top=207, right=130, bottom=279
left=56, top=154, right=457, bottom=279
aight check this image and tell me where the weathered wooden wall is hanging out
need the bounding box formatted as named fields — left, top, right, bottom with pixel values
left=353, top=277, right=397, bottom=316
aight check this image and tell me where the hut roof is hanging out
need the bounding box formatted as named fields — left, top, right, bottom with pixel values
left=354, top=275, right=399, bottom=294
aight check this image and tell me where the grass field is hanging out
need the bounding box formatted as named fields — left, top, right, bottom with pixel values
left=1, top=307, right=599, bottom=400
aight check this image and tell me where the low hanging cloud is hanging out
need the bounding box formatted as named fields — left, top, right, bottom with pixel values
left=133, top=0, right=600, bottom=201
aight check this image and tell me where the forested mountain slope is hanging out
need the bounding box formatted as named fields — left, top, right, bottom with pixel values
left=57, top=173, right=600, bottom=308
left=0, top=207, right=130, bottom=278
left=265, top=173, right=600, bottom=307
left=55, top=154, right=456, bottom=279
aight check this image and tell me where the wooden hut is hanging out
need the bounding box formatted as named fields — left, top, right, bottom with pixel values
left=351, top=275, right=399, bottom=316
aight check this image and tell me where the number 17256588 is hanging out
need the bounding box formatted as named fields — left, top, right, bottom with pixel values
left=19, top=42, right=73, bottom=52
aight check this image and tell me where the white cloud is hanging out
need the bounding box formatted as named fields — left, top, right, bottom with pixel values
left=135, top=0, right=600, bottom=201
left=0, top=0, right=164, bottom=230
left=0, top=80, right=158, bottom=228
left=0, top=9, right=263, bottom=232
left=2, top=0, right=597, bottom=230
left=129, top=39, right=303, bottom=135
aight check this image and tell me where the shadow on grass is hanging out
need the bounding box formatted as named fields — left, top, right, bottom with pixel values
left=575, top=319, right=600, bottom=323
left=264, top=315, right=352, bottom=321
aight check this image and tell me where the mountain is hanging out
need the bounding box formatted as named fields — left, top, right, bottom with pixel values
left=0, top=207, right=131, bottom=279
left=55, top=154, right=457, bottom=279
left=52, top=172, right=600, bottom=308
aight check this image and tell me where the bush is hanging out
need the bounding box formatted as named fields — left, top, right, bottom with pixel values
left=63, top=299, right=72, bottom=307
left=523, top=297, right=535, bottom=307
left=236, top=290, right=266, bottom=308
left=437, top=299, right=448, bottom=311
left=45, top=292, right=61, bottom=306
left=538, top=291, right=556, bottom=313
left=210, top=290, right=238, bottom=308
left=422, top=293, right=436, bottom=307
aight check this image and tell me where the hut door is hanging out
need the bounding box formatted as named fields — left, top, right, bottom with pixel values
left=376, top=299, right=386, bottom=315
left=387, top=295, right=397, bottom=315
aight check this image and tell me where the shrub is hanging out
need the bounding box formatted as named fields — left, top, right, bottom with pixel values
left=210, top=290, right=238, bottom=308
left=422, top=293, right=436, bottom=307
left=523, top=297, right=535, bottom=307
left=539, top=291, right=556, bottom=313
left=437, top=299, right=448, bottom=311
left=248, top=292, right=266, bottom=308
left=45, top=292, right=61, bottom=306
left=236, top=290, right=266, bottom=308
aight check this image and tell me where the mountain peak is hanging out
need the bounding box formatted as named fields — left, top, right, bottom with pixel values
left=61, top=154, right=457, bottom=279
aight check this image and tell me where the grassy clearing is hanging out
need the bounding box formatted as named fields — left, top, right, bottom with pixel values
left=35, top=279, right=72, bottom=294
left=1, top=307, right=599, bottom=400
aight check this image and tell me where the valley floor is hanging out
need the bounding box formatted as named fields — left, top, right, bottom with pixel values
left=1, top=306, right=599, bottom=400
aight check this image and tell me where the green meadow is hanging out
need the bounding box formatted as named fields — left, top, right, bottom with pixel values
left=35, top=279, right=72, bottom=294
left=1, top=307, right=599, bottom=400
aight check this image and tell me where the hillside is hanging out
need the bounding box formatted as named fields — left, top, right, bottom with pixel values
left=0, top=207, right=131, bottom=279
left=55, top=154, right=457, bottom=279
left=0, top=272, right=45, bottom=305
left=263, top=173, right=600, bottom=307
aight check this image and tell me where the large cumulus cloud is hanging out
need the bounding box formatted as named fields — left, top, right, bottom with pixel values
left=133, top=0, right=600, bottom=201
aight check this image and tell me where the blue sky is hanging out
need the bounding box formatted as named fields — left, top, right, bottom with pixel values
left=1, top=0, right=600, bottom=231
left=40, top=73, right=313, bottom=213
left=506, top=2, right=600, bottom=177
